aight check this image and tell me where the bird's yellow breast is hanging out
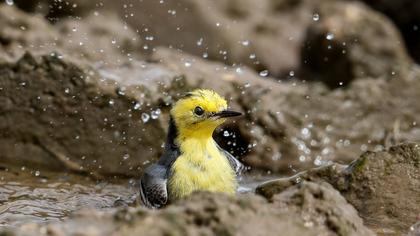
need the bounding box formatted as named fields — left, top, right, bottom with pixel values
left=168, top=138, right=237, bottom=201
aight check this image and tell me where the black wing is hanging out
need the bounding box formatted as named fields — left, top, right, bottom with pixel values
left=140, top=117, right=182, bottom=209
left=215, top=142, right=245, bottom=176
left=139, top=164, right=168, bottom=208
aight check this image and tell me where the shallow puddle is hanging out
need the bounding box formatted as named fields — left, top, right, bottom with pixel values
left=0, top=169, right=137, bottom=228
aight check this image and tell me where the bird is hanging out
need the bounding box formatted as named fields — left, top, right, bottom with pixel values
left=139, top=89, right=245, bottom=208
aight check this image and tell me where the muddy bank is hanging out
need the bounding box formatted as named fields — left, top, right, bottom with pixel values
left=357, top=0, right=420, bottom=64
left=2, top=46, right=420, bottom=177
left=1, top=38, right=420, bottom=177
left=0, top=5, right=142, bottom=64
left=0, top=53, right=166, bottom=177
left=257, top=143, right=420, bottom=235
left=8, top=0, right=413, bottom=82
left=300, top=1, right=411, bottom=87
left=2, top=183, right=374, bottom=236
left=1, top=143, right=418, bottom=235
left=0, top=1, right=419, bottom=236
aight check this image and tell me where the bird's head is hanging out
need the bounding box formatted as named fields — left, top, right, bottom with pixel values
left=171, top=89, right=242, bottom=139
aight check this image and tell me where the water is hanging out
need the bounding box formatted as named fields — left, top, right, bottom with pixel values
left=259, top=70, right=269, bottom=77
left=0, top=168, right=275, bottom=228
left=0, top=170, right=136, bottom=227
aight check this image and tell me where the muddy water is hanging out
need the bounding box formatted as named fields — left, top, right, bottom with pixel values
left=0, top=169, right=137, bottom=228
left=0, top=168, right=273, bottom=228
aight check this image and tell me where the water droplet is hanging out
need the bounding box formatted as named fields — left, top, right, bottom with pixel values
left=301, top=128, right=311, bottom=139
left=111, top=39, right=116, bottom=44
left=109, top=99, right=115, bottom=105
left=299, top=155, right=306, bottom=162
left=117, top=88, right=126, bottom=95
left=64, top=88, right=70, bottom=94
left=326, top=33, right=335, bottom=41
left=5, top=0, right=14, bottom=5
left=314, top=156, right=322, bottom=166
left=312, top=13, right=319, bottom=21
left=72, top=27, right=77, bottom=32
left=241, top=40, right=250, bottom=46
left=145, top=36, right=154, bottom=41
left=321, top=147, right=331, bottom=155
left=202, top=52, right=208, bottom=58
left=249, top=54, right=256, bottom=59
left=272, top=152, right=281, bottom=161
left=235, top=67, right=243, bottom=74
left=151, top=109, right=161, bottom=119
left=133, top=102, right=141, bottom=110
left=123, top=154, right=130, bottom=160
left=244, top=82, right=251, bottom=88
left=141, top=113, right=150, bottom=123
left=35, top=170, right=40, bottom=176
left=223, top=130, right=230, bottom=137
left=259, top=70, right=269, bottom=77
left=184, top=61, right=192, bottom=67
left=216, top=22, right=220, bottom=27
left=289, top=70, right=295, bottom=77
left=196, top=38, right=203, bottom=46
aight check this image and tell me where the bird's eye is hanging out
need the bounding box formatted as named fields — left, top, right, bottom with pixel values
left=194, top=106, right=204, bottom=116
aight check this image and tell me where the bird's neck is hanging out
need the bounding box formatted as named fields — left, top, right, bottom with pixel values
left=166, top=116, right=215, bottom=153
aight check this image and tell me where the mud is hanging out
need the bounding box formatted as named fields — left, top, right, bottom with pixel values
left=300, top=1, right=411, bottom=87
left=0, top=1, right=419, bottom=235
left=257, top=143, right=420, bottom=235
left=1, top=4, right=420, bottom=176
left=2, top=183, right=374, bottom=236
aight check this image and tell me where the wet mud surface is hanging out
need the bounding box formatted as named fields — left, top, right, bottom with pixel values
left=0, top=169, right=269, bottom=229
left=0, top=0, right=420, bottom=235
left=0, top=169, right=136, bottom=227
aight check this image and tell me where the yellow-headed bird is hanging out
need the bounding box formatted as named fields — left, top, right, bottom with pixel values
left=139, top=89, right=244, bottom=208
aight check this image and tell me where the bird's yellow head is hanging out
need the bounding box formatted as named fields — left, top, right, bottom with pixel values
left=171, top=89, right=241, bottom=139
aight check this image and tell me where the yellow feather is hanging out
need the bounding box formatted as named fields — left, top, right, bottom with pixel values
left=168, top=138, right=237, bottom=200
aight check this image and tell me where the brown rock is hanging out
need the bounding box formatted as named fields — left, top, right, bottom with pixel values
left=300, top=1, right=412, bottom=88
left=55, top=13, right=142, bottom=65
left=0, top=5, right=58, bottom=61
left=0, top=53, right=166, bottom=177
left=0, top=5, right=142, bottom=65
left=2, top=5, right=420, bottom=176
left=257, top=143, right=420, bottom=235
left=10, top=0, right=320, bottom=77
left=357, top=0, right=420, bottom=64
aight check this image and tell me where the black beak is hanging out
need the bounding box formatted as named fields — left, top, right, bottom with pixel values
left=213, top=110, right=242, bottom=118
